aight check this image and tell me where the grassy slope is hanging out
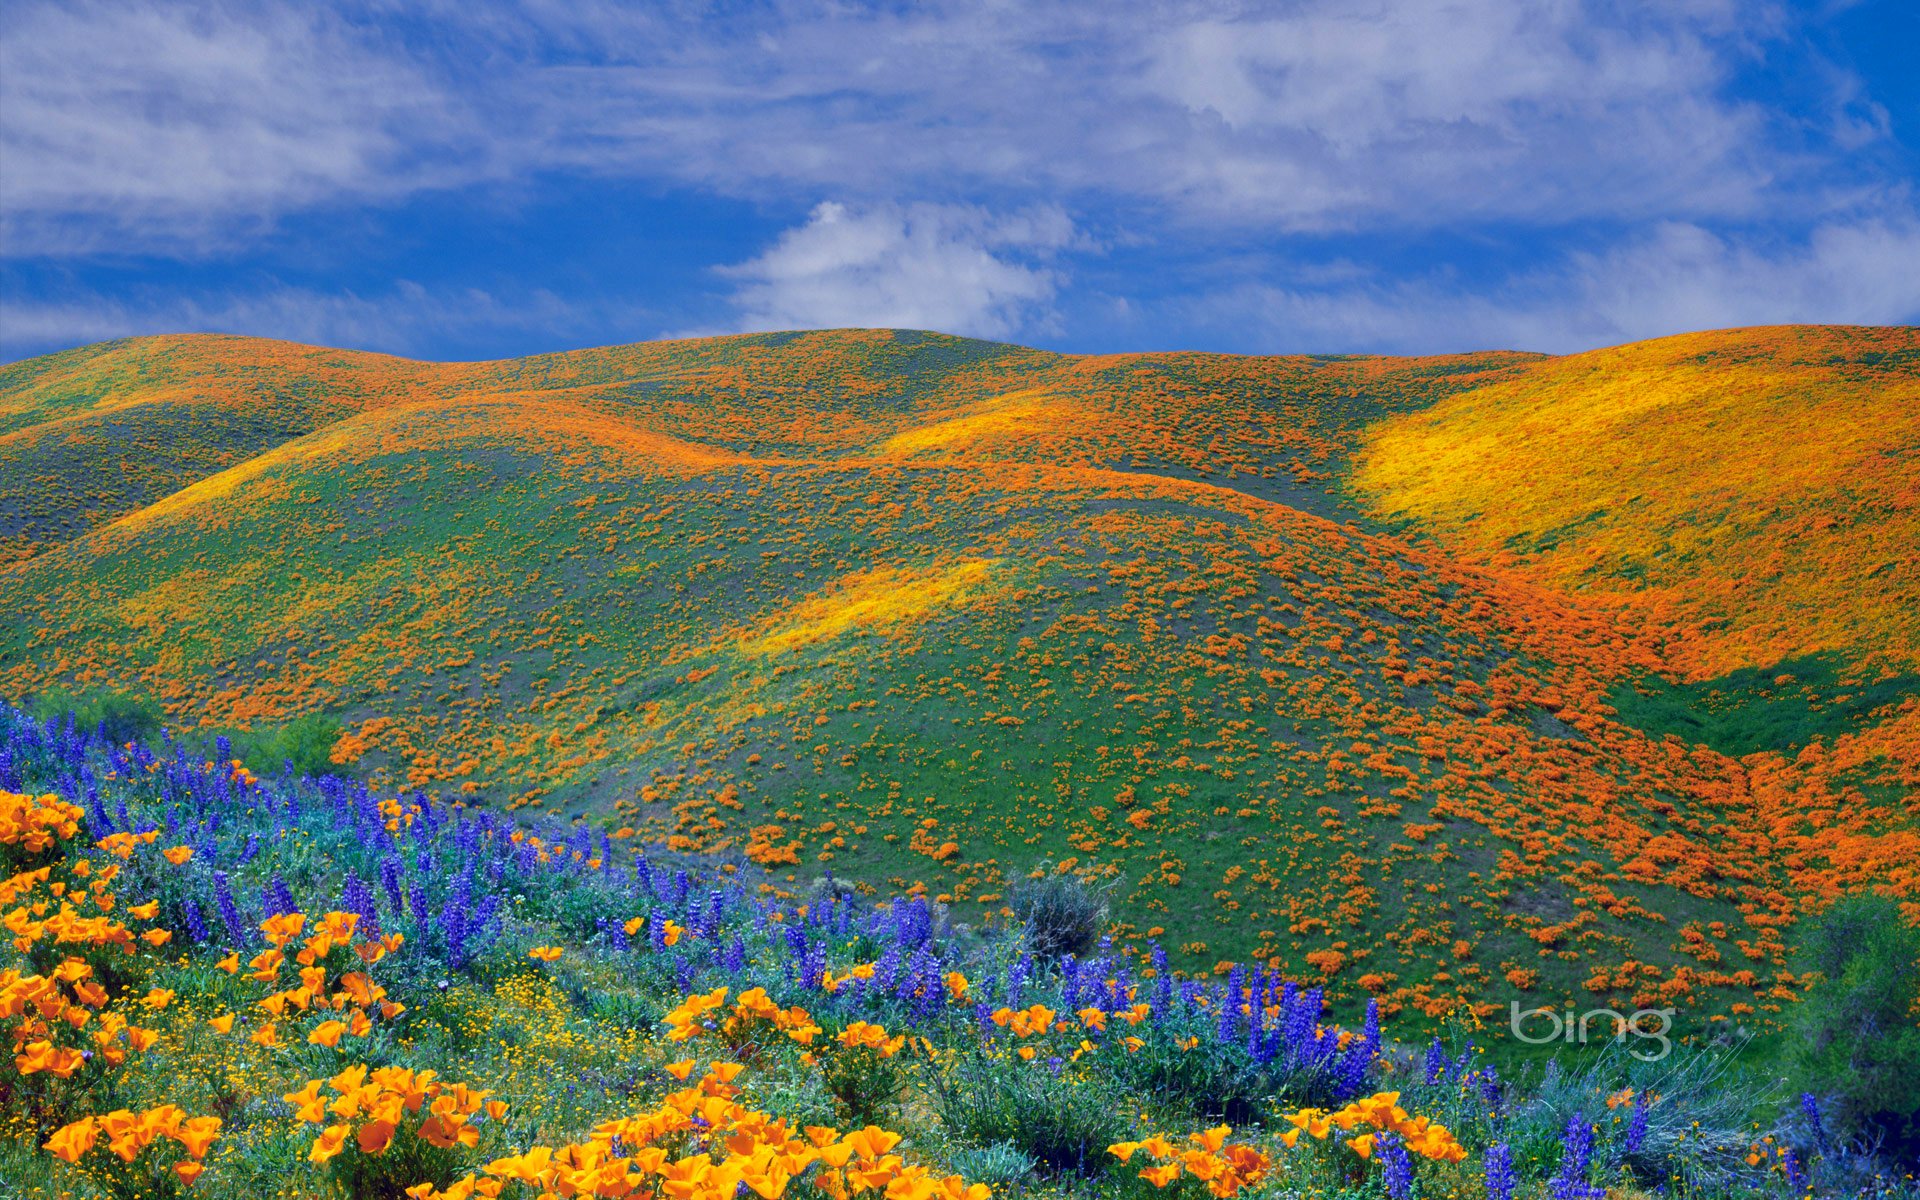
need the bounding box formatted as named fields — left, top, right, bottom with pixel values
left=1, top=326, right=1915, bottom=1033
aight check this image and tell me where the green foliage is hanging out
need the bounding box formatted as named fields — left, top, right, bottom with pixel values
left=227, top=713, right=348, bottom=780
left=820, top=1042, right=908, bottom=1127
left=1109, top=1017, right=1267, bottom=1121
left=932, top=1051, right=1132, bottom=1176
left=31, top=688, right=163, bottom=747
left=1608, top=652, right=1920, bottom=757
left=1791, top=893, right=1920, bottom=1155
left=1008, top=866, right=1113, bottom=961
left=943, top=1142, right=1036, bottom=1189
left=1501, top=1034, right=1770, bottom=1194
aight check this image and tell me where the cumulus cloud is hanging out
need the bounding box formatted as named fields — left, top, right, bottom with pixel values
left=1, top=0, right=1911, bottom=357
left=711, top=202, right=1075, bottom=340
left=0, top=2, right=480, bottom=253
left=1196, top=215, right=1920, bottom=354
left=0, top=0, right=1889, bottom=250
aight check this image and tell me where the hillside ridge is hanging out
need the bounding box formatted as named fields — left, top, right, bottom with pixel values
left=2, top=322, right=1916, bottom=1032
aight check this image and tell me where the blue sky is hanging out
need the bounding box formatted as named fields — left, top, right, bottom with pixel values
left=2, top=0, right=1917, bottom=363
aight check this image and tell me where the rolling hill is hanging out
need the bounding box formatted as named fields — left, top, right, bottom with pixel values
left=2, top=324, right=1916, bottom=1033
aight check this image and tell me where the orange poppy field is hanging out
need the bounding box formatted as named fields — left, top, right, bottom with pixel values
left=3, top=322, right=1920, bottom=1190
left=4, top=324, right=1913, bottom=1037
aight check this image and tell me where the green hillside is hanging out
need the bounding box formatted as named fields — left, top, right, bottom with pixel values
left=3, top=326, right=1917, bottom=1033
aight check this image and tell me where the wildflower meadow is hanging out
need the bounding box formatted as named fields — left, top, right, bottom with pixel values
left=3, top=704, right=1914, bottom=1199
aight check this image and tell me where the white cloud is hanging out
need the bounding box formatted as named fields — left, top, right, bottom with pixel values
left=0, top=2, right=477, bottom=253
left=0, top=0, right=1895, bottom=251
left=710, top=202, right=1074, bottom=340
left=1195, top=214, right=1920, bottom=354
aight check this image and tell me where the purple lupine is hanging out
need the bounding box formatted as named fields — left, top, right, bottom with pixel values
left=470, top=894, right=501, bottom=951
left=1550, top=1115, right=1604, bottom=1200
left=1377, top=1131, right=1413, bottom=1199
left=440, top=866, right=474, bottom=967
left=1783, top=1145, right=1807, bottom=1195
left=86, top=783, right=113, bottom=835
left=1333, top=1036, right=1375, bottom=1100
left=1425, top=1036, right=1448, bottom=1085
left=723, top=937, right=748, bottom=972
left=1485, top=1142, right=1517, bottom=1200
left=1478, top=1063, right=1504, bottom=1116
left=263, top=873, right=298, bottom=919
left=378, top=859, right=406, bottom=913
left=212, top=871, right=247, bottom=946
left=236, top=832, right=260, bottom=866
left=1219, top=988, right=1245, bottom=1045
left=1623, top=1095, right=1650, bottom=1155
left=1007, top=952, right=1030, bottom=1008
left=873, top=945, right=902, bottom=995
left=182, top=898, right=209, bottom=944
left=1801, top=1093, right=1831, bottom=1156
left=901, top=945, right=939, bottom=1010
left=801, top=938, right=827, bottom=992
left=342, top=874, right=382, bottom=940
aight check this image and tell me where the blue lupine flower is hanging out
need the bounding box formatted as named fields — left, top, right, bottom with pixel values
left=1479, top=1063, right=1504, bottom=1116
left=1550, top=1115, right=1604, bottom=1200
left=1801, top=1093, right=1830, bottom=1156
left=263, top=873, right=298, bottom=919
left=1783, top=1145, right=1807, bottom=1195
left=212, top=871, right=247, bottom=946
left=1377, top=1131, right=1412, bottom=1199
left=182, top=898, right=209, bottom=944
left=342, top=874, right=382, bottom=940
left=1485, top=1142, right=1517, bottom=1200
left=1624, top=1095, right=1650, bottom=1155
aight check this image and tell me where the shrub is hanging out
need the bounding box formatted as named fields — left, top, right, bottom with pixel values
left=1504, top=1034, right=1767, bottom=1193
left=1008, top=865, right=1112, bottom=960
left=1110, top=1017, right=1267, bottom=1122
left=822, top=1040, right=909, bottom=1126
left=946, top=1142, right=1036, bottom=1190
left=1790, top=893, right=1920, bottom=1162
left=230, top=713, right=348, bottom=780
left=33, top=688, right=163, bottom=747
left=933, top=1050, right=1132, bottom=1177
